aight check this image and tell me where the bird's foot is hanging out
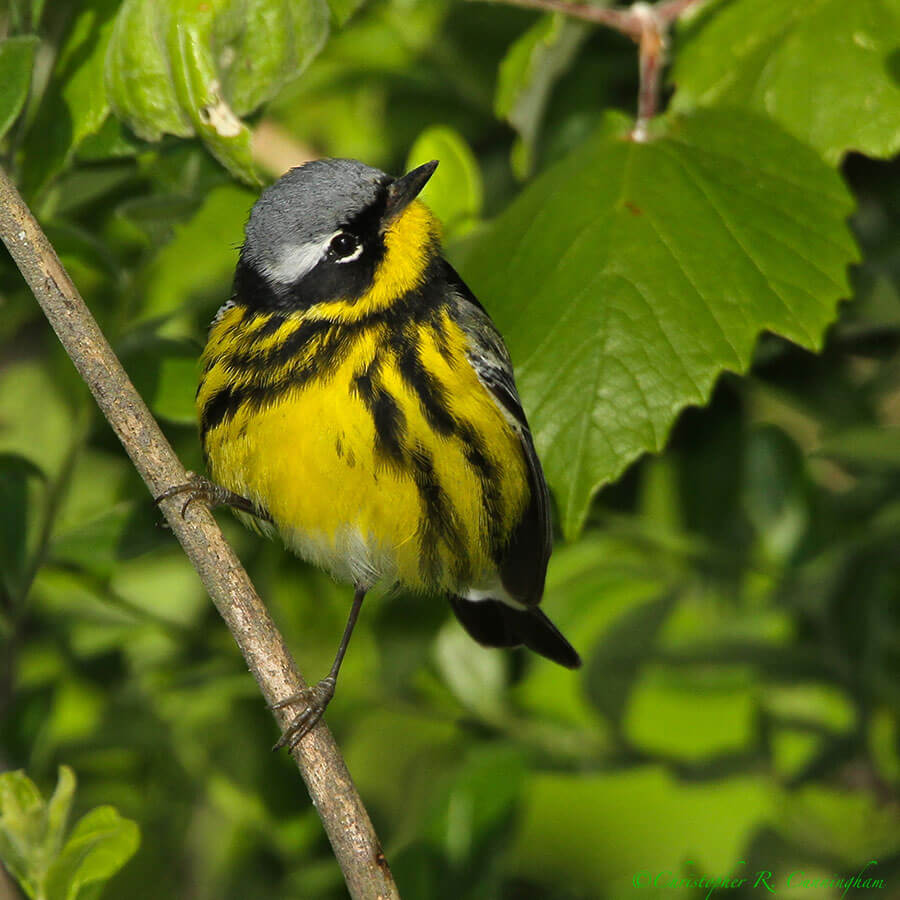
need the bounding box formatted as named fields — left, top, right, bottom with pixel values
left=154, top=472, right=259, bottom=519
left=271, top=677, right=336, bottom=750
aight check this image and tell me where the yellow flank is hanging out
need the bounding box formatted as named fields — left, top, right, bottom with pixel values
left=198, top=300, right=529, bottom=594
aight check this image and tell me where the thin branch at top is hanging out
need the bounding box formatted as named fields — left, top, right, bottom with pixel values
left=479, top=0, right=703, bottom=39
left=481, top=0, right=644, bottom=39
left=479, top=0, right=706, bottom=139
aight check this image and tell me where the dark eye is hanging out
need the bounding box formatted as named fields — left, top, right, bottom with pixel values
left=330, top=232, right=359, bottom=259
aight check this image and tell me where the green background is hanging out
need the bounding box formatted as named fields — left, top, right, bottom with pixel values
left=0, top=0, right=898, bottom=898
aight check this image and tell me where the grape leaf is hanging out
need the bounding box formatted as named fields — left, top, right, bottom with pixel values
left=455, top=108, right=858, bottom=539
left=671, top=0, right=900, bottom=165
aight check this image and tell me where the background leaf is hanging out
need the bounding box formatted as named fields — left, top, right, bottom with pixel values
left=0, top=453, right=46, bottom=602
left=44, top=767, right=77, bottom=865
left=672, top=0, right=900, bottom=164
left=456, top=108, right=858, bottom=537
left=106, top=0, right=331, bottom=182
left=495, top=13, right=587, bottom=178
left=135, top=182, right=255, bottom=325
left=585, top=592, right=677, bottom=727
left=21, top=0, right=119, bottom=195
left=0, top=768, right=136, bottom=900
left=326, top=0, right=368, bottom=26
left=0, top=36, right=39, bottom=141
left=45, top=806, right=140, bottom=900
left=122, top=338, right=201, bottom=425
left=2, top=4, right=899, bottom=899
left=406, top=125, right=483, bottom=238
left=0, top=770, right=46, bottom=895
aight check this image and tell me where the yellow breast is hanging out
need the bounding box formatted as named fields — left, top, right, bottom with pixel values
left=197, top=303, right=528, bottom=594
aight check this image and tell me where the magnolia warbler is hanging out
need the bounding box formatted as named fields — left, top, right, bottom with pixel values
left=158, top=158, right=581, bottom=748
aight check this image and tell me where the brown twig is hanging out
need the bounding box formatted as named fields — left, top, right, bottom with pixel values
left=482, top=0, right=644, bottom=37
left=0, top=863, right=24, bottom=900
left=481, top=0, right=706, bottom=139
left=0, top=165, right=399, bottom=900
left=632, top=3, right=664, bottom=140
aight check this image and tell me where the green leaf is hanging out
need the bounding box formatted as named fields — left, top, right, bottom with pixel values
left=434, top=620, right=508, bottom=721
left=742, top=425, right=807, bottom=564
left=455, top=108, right=858, bottom=538
left=106, top=0, right=330, bottom=183
left=21, top=0, right=120, bottom=194
left=672, top=0, right=900, bottom=165
left=0, top=770, right=45, bottom=896
left=211, top=0, right=331, bottom=117
left=0, top=767, right=81, bottom=900
left=816, top=425, right=900, bottom=468
left=868, top=708, right=900, bottom=784
left=0, top=453, right=46, bottom=601
left=45, top=806, right=139, bottom=900
left=512, top=767, right=773, bottom=894
left=762, top=683, right=856, bottom=733
left=112, top=195, right=199, bottom=248
left=0, top=36, right=38, bottom=141
left=624, top=665, right=757, bottom=761
left=122, top=337, right=199, bottom=425
left=105, top=0, right=191, bottom=141
left=44, top=768, right=77, bottom=865
left=9, top=0, right=46, bottom=33
left=136, top=182, right=255, bottom=323
left=75, top=116, right=143, bottom=162
left=424, top=745, right=527, bottom=866
left=495, top=14, right=587, bottom=178
left=49, top=503, right=170, bottom=577
left=326, top=0, right=368, bottom=26
left=406, top=126, right=483, bottom=238
left=778, top=786, right=899, bottom=864
left=0, top=359, right=77, bottom=478
left=585, top=593, right=677, bottom=728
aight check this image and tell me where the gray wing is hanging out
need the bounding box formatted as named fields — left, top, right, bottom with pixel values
left=446, top=265, right=552, bottom=606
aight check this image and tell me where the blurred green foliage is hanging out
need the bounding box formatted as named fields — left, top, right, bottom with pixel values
left=1, top=0, right=899, bottom=898
left=0, top=766, right=138, bottom=900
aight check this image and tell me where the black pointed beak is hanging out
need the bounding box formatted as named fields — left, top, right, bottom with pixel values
left=384, top=160, right=438, bottom=222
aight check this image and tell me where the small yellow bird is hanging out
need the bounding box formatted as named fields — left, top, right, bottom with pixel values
left=159, top=158, right=580, bottom=748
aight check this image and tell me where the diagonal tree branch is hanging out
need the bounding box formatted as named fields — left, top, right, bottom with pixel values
left=0, top=163, right=399, bottom=900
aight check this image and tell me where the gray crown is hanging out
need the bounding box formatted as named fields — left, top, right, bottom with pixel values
left=242, top=158, right=390, bottom=271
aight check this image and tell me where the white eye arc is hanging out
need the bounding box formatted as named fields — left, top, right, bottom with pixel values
left=329, top=231, right=363, bottom=262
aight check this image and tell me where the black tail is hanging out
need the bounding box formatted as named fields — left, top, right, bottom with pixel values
left=449, top=595, right=582, bottom=669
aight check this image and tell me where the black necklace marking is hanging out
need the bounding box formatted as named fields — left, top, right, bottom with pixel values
left=200, top=255, right=511, bottom=575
